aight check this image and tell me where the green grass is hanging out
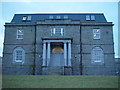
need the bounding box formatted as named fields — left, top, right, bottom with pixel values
left=2, top=75, right=119, bottom=88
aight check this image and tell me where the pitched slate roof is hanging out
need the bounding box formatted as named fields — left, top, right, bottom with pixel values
left=11, top=13, right=107, bottom=23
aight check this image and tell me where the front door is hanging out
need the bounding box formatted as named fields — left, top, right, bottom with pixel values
left=50, top=53, right=64, bottom=66
left=48, top=46, right=64, bottom=75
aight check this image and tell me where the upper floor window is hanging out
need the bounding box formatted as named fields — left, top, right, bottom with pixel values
left=51, top=28, right=64, bottom=36
left=93, top=29, right=100, bottom=39
left=86, top=15, right=90, bottom=20
left=91, top=15, right=95, bottom=20
left=13, top=47, right=25, bottom=64
left=49, top=16, right=53, bottom=19
left=56, top=16, right=61, bottom=19
left=17, top=28, right=23, bottom=39
left=91, top=47, right=104, bottom=63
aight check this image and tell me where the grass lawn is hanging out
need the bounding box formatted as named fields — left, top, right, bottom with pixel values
left=2, top=75, right=119, bottom=88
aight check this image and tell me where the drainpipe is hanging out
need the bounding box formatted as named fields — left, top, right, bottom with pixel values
left=80, top=25, right=82, bottom=75
left=33, top=25, right=36, bottom=75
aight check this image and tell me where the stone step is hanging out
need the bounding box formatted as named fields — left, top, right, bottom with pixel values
left=48, top=66, right=64, bottom=75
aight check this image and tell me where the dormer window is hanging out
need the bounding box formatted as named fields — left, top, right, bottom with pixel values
left=49, top=16, right=53, bottom=19
left=91, top=15, right=95, bottom=20
left=64, top=15, right=68, bottom=19
left=27, top=16, right=31, bottom=20
left=22, top=16, right=31, bottom=21
left=56, top=16, right=60, bottom=19
left=22, top=16, right=27, bottom=21
left=86, top=15, right=96, bottom=21
left=86, top=15, right=90, bottom=21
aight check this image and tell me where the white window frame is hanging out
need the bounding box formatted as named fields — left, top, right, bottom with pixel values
left=61, top=28, right=64, bottom=36
left=91, top=47, right=104, bottom=64
left=17, top=29, right=23, bottom=39
left=91, top=15, right=95, bottom=20
left=93, top=29, right=100, bottom=39
left=86, top=15, right=90, bottom=20
left=13, top=47, right=25, bottom=64
left=51, top=28, right=64, bottom=36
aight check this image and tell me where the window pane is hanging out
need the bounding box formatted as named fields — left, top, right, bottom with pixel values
left=61, top=28, right=64, bottom=35
left=18, top=30, right=23, bottom=34
left=51, top=27, right=64, bottom=36
left=91, top=47, right=104, bottom=63
left=17, top=30, right=23, bottom=39
left=16, top=50, right=23, bottom=61
left=93, top=29, right=100, bottom=39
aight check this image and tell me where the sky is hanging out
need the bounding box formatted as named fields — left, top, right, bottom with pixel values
left=0, top=1, right=119, bottom=58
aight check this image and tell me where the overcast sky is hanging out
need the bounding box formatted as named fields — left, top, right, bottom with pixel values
left=0, top=1, right=119, bottom=58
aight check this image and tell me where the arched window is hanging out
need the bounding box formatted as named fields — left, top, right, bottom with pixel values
left=52, top=46, right=64, bottom=53
left=13, top=47, right=25, bottom=64
left=91, top=47, right=104, bottom=63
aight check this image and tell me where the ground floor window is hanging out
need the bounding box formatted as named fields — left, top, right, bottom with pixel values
left=91, top=46, right=104, bottom=63
left=13, top=47, right=25, bottom=64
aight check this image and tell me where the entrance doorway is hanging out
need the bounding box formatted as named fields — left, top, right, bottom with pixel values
left=49, top=42, right=64, bottom=66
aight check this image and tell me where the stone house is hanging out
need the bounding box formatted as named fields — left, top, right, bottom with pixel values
left=2, top=13, right=116, bottom=75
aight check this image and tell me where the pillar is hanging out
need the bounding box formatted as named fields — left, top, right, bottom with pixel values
left=42, top=42, right=46, bottom=66
left=47, top=42, right=51, bottom=66
left=68, top=42, right=71, bottom=66
left=64, top=42, right=67, bottom=66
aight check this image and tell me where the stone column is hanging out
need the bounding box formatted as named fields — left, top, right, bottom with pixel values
left=42, top=42, right=46, bottom=66
left=68, top=42, right=71, bottom=66
left=47, top=42, right=51, bottom=66
left=64, top=42, right=67, bottom=66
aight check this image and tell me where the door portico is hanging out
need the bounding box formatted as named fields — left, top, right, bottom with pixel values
left=42, top=40, right=72, bottom=67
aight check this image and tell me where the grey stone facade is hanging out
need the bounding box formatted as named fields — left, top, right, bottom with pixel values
left=2, top=13, right=117, bottom=75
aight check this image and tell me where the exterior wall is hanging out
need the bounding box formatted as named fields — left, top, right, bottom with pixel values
left=115, top=58, right=120, bottom=75
left=35, top=19, right=81, bottom=75
left=81, top=25, right=115, bottom=75
left=2, top=25, right=35, bottom=75
left=2, top=16, right=116, bottom=75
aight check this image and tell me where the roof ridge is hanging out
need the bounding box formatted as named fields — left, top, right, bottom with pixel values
left=15, top=12, right=104, bottom=15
